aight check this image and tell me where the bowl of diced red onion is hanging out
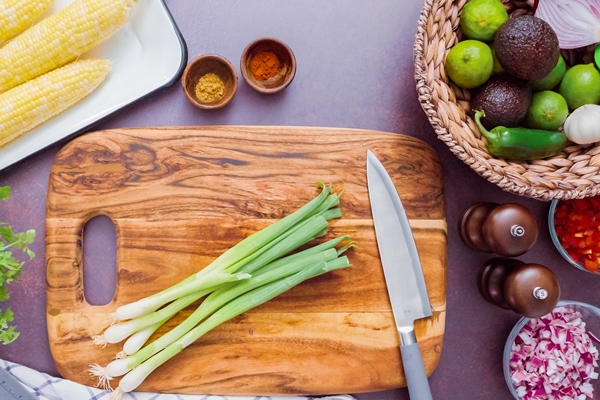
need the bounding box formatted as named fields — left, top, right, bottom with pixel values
left=549, top=198, right=600, bottom=275
left=504, top=301, right=600, bottom=400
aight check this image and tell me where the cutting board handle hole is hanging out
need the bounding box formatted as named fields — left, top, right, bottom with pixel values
left=82, top=215, right=117, bottom=306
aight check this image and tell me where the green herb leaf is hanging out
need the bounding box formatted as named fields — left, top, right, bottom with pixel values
left=13, top=229, right=36, bottom=259
left=0, top=187, right=10, bottom=201
left=0, top=224, right=12, bottom=243
left=0, top=186, right=35, bottom=345
left=0, top=308, right=19, bottom=345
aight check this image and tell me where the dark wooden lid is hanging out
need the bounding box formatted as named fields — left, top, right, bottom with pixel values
left=482, top=204, right=538, bottom=257
left=479, top=257, right=525, bottom=309
left=458, top=202, right=498, bottom=253
left=503, top=263, right=560, bottom=318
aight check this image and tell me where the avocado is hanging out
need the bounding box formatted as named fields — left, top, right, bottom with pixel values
left=471, top=75, right=532, bottom=129
left=494, top=15, right=560, bottom=81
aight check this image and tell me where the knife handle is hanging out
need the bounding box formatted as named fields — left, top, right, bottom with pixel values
left=400, top=334, right=433, bottom=400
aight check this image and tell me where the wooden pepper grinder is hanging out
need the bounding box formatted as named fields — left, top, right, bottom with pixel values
left=459, top=202, right=538, bottom=257
left=479, top=258, right=560, bottom=318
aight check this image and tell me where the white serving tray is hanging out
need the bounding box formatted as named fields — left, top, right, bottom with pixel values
left=0, top=0, right=187, bottom=171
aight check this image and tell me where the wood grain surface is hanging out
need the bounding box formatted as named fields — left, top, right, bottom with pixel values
left=46, top=126, right=447, bottom=395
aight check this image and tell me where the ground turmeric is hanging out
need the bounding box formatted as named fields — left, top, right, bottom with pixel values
left=249, top=51, right=280, bottom=80
left=195, top=73, right=224, bottom=103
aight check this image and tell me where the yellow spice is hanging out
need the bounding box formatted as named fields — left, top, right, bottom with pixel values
left=195, top=73, right=224, bottom=103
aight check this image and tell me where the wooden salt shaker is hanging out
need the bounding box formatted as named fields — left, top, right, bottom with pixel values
left=478, top=258, right=560, bottom=318
left=459, top=202, right=538, bottom=257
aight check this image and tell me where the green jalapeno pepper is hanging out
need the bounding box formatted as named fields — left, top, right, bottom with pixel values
left=474, top=110, right=567, bottom=161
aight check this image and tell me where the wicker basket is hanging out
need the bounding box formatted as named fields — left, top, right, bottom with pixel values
left=414, top=0, right=600, bottom=201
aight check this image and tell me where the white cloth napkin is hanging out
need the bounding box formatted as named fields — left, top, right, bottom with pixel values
left=1, top=359, right=355, bottom=400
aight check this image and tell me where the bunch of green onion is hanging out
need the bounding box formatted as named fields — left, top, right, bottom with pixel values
left=89, top=183, right=353, bottom=399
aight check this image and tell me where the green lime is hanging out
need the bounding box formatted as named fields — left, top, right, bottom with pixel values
left=490, top=44, right=504, bottom=74
left=595, top=44, right=600, bottom=70
left=531, top=55, right=567, bottom=91
left=460, top=0, right=508, bottom=41
left=525, top=90, right=569, bottom=131
left=446, top=40, right=494, bottom=89
left=559, top=63, right=600, bottom=110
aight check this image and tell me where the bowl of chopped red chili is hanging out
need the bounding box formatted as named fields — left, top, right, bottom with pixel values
left=240, top=37, right=296, bottom=94
left=549, top=197, right=600, bottom=275
left=503, top=301, right=600, bottom=400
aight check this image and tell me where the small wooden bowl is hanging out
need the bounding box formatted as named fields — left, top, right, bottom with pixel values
left=240, top=38, right=296, bottom=94
left=182, top=54, right=238, bottom=109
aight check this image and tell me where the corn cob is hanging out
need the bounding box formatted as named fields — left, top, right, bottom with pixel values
left=0, top=59, right=111, bottom=147
left=0, top=0, right=136, bottom=93
left=0, top=0, right=55, bottom=44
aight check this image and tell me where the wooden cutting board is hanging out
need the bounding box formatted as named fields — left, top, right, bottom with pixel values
left=46, top=126, right=447, bottom=395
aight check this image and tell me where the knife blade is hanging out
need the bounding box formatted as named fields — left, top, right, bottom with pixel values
left=366, top=150, right=433, bottom=400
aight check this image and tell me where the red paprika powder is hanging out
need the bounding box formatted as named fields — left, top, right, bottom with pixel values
left=249, top=51, right=280, bottom=80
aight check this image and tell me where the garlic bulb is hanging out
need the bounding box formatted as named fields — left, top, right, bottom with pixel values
left=564, top=104, right=600, bottom=145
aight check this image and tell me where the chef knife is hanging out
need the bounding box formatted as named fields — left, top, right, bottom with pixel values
left=366, top=150, right=433, bottom=400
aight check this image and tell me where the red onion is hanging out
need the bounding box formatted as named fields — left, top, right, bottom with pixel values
left=534, top=0, right=600, bottom=49
left=509, top=306, right=599, bottom=399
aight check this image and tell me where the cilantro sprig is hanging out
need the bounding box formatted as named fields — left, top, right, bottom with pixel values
left=0, top=186, right=35, bottom=345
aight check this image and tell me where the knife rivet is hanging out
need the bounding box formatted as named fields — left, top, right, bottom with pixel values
left=510, top=225, right=525, bottom=237
left=532, top=286, right=548, bottom=300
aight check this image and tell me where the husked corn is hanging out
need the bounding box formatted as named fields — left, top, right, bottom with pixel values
left=0, top=0, right=135, bottom=93
left=0, top=0, right=54, bottom=44
left=0, top=59, right=111, bottom=147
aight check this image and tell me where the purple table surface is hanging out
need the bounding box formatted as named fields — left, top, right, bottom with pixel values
left=1, top=1, right=599, bottom=399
